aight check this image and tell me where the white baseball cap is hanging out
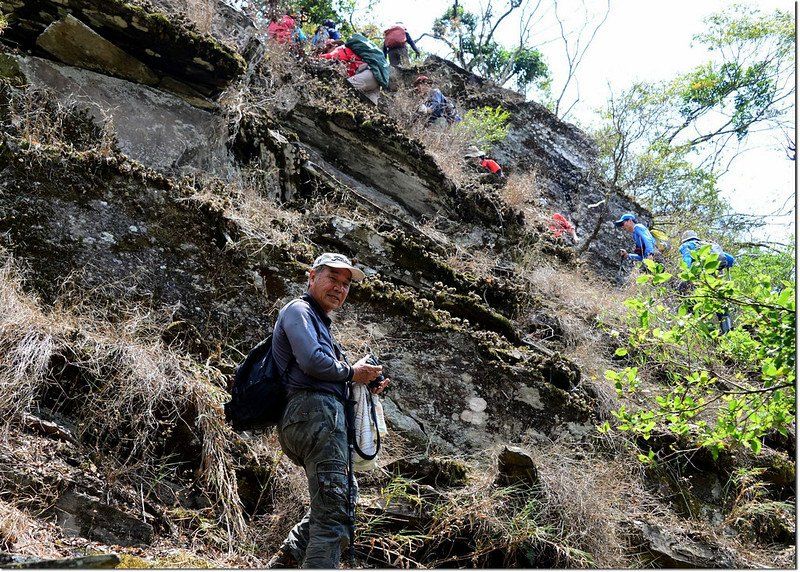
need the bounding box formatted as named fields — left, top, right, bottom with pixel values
left=312, top=252, right=366, bottom=282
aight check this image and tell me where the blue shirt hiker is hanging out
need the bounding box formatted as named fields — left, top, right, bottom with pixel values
left=614, top=213, right=657, bottom=262
left=679, top=230, right=735, bottom=269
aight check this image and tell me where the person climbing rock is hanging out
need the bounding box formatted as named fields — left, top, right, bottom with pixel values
left=679, top=230, right=735, bottom=271
left=319, top=42, right=364, bottom=77
left=678, top=229, right=736, bottom=333
left=311, top=18, right=340, bottom=47
left=319, top=39, right=381, bottom=104
left=549, top=213, right=577, bottom=243
left=267, top=13, right=307, bottom=47
left=382, top=22, right=420, bottom=67
left=614, top=212, right=660, bottom=263
left=414, top=75, right=460, bottom=128
left=464, top=145, right=504, bottom=180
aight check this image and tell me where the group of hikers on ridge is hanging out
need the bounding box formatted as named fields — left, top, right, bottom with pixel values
left=266, top=15, right=424, bottom=104
left=614, top=211, right=736, bottom=333
left=613, top=212, right=735, bottom=272
left=266, top=13, right=505, bottom=181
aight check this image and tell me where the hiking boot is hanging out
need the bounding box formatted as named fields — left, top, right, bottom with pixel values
left=265, top=548, right=298, bottom=569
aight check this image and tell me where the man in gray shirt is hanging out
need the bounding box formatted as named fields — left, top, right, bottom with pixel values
left=268, top=252, right=388, bottom=568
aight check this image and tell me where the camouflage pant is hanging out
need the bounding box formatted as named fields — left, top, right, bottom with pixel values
left=278, top=391, right=355, bottom=569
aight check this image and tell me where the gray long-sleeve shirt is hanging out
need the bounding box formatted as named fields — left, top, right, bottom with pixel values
left=272, top=293, right=353, bottom=400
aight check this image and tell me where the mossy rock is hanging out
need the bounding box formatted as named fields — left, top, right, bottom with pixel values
left=386, top=455, right=470, bottom=488
left=0, top=54, right=25, bottom=87
left=733, top=500, right=795, bottom=544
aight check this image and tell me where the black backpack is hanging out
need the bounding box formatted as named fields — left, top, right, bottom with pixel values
left=223, top=334, right=292, bottom=431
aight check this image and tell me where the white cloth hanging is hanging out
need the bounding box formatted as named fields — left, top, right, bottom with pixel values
left=352, top=383, right=387, bottom=472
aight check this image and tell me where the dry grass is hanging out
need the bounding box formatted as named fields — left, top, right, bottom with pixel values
left=184, top=0, right=215, bottom=34
left=501, top=169, right=545, bottom=214
left=522, top=264, right=629, bottom=348
left=384, top=87, right=478, bottom=187
left=250, top=438, right=310, bottom=557
left=443, top=244, right=500, bottom=280
left=0, top=500, right=30, bottom=553
left=0, top=252, right=247, bottom=542
left=513, top=263, right=632, bottom=418
left=0, top=258, right=61, bottom=426
left=6, top=86, right=117, bottom=155
left=0, top=499, right=66, bottom=558
left=219, top=40, right=310, bottom=140
left=525, top=437, right=667, bottom=568
left=361, top=444, right=649, bottom=568
left=180, top=171, right=300, bottom=248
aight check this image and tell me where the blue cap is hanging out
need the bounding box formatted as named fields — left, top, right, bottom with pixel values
left=614, top=213, right=636, bottom=227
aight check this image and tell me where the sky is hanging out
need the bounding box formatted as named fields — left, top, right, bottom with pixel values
left=369, top=0, right=796, bottom=244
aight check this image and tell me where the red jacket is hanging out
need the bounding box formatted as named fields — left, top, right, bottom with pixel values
left=268, top=15, right=296, bottom=44
left=481, top=158, right=503, bottom=175
left=319, top=45, right=363, bottom=77
left=549, top=213, right=576, bottom=240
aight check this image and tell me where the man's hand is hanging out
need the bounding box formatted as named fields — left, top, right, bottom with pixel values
left=618, top=248, right=629, bottom=259
left=352, top=356, right=383, bottom=385
left=369, top=377, right=390, bottom=395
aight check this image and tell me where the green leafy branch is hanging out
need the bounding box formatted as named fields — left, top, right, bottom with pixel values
left=601, top=245, right=795, bottom=460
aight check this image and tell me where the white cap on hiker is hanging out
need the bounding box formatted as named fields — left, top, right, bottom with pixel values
left=681, top=230, right=699, bottom=243
left=312, top=253, right=366, bottom=282
left=464, top=145, right=484, bottom=158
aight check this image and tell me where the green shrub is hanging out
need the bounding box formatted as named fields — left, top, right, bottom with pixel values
left=455, top=105, right=510, bottom=152
left=600, top=243, right=796, bottom=461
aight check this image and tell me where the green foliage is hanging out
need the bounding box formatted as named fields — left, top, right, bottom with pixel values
left=454, top=105, right=511, bottom=151
left=0, top=14, right=7, bottom=35
left=431, top=4, right=549, bottom=92
left=730, top=240, right=796, bottom=292
left=605, top=243, right=796, bottom=461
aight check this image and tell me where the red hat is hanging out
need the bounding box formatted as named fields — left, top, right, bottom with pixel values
left=414, top=75, right=432, bottom=85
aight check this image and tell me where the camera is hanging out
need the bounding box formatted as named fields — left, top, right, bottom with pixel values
left=365, top=354, right=385, bottom=390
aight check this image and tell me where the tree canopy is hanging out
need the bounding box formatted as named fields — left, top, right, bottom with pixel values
left=430, top=1, right=549, bottom=92
left=592, top=4, right=795, bottom=243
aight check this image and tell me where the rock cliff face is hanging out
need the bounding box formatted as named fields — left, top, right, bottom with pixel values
left=0, top=0, right=792, bottom=568
left=1, top=0, right=606, bottom=450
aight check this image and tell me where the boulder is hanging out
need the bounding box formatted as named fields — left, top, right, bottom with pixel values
left=496, top=445, right=540, bottom=486
left=0, top=0, right=245, bottom=97
left=52, top=488, right=154, bottom=547
left=632, top=520, right=740, bottom=568
left=12, top=55, right=228, bottom=171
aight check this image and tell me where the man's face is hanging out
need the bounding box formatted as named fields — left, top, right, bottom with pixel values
left=308, top=266, right=352, bottom=314
left=622, top=219, right=635, bottom=232
left=416, top=82, right=431, bottom=95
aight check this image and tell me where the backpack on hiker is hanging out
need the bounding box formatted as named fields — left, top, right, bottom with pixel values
left=699, top=240, right=724, bottom=257
left=223, top=333, right=290, bottom=431
left=345, top=33, right=390, bottom=88
left=650, top=228, right=671, bottom=254
left=698, top=240, right=735, bottom=269
left=444, top=97, right=461, bottom=123
left=383, top=25, right=407, bottom=49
